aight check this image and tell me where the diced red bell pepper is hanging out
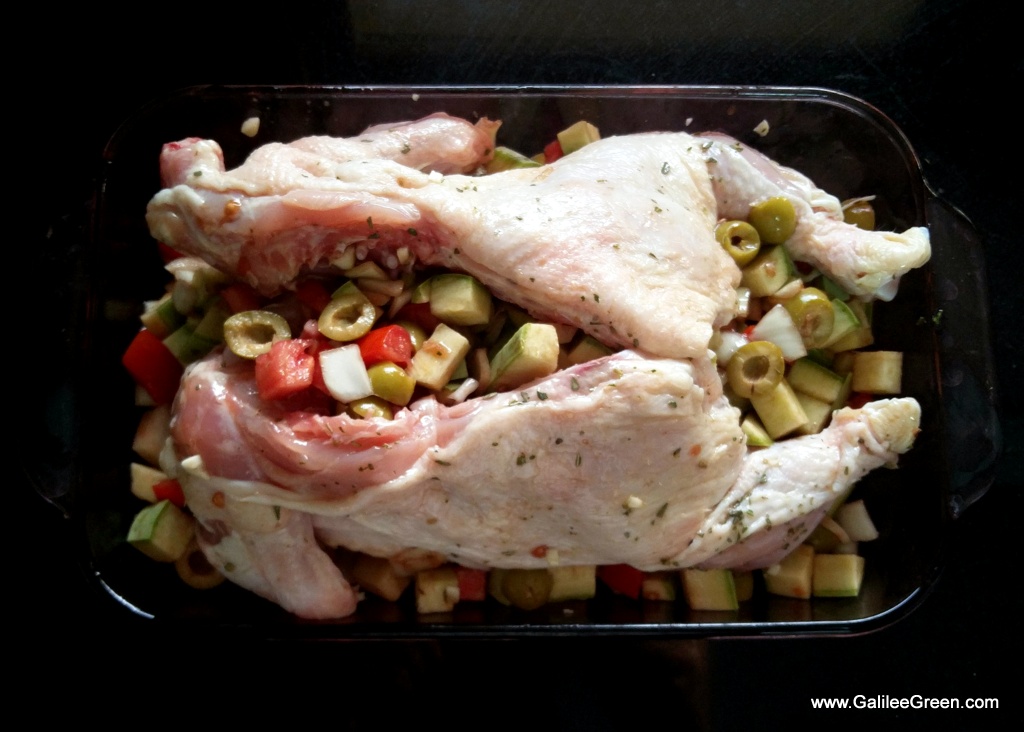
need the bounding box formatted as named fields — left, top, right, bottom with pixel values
left=392, top=302, right=441, bottom=335
left=152, top=478, right=186, bottom=508
left=846, top=391, right=873, bottom=410
left=544, top=139, right=564, bottom=163
left=220, top=282, right=263, bottom=313
left=357, top=325, right=414, bottom=368
left=254, top=339, right=316, bottom=401
left=455, top=567, right=488, bottom=602
left=597, top=564, right=645, bottom=599
left=157, top=242, right=185, bottom=264
left=122, top=328, right=185, bottom=405
left=294, top=280, right=333, bottom=313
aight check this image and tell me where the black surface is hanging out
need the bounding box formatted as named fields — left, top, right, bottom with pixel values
left=19, top=1, right=1019, bottom=726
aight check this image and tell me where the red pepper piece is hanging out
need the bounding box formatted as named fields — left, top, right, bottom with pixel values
left=846, top=392, right=873, bottom=410
left=157, top=242, right=185, bottom=264
left=220, top=282, right=263, bottom=314
left=357, top=325, right=414, bottom=369
left=122, top=329, right=185, bottom=405
left=455, top=567, right=488, bottom=602
left=391, top=302, right=441, bottom=339
left=597, top=564, right=645, bottom=599
left=544, top=139, right=564, bottom=163
left=152, top=478, right=186, bottom=508
left=294, top=280, right=333, bottom=313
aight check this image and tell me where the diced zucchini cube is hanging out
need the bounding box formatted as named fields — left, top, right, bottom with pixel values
left=407, top=324, right=471, bottom=391
left=733, top=570, right=754, bottom=602
left=795, top=392, right=834, bottom=435
left=557, top=120, right=601, bottom=154
left=127, top=500, right=195, bottom=563
left=130, top=462, right=169, bottom=503
left=548, top=566, right=597, bottom=602
left=851, top=351, right=903, bottom=394
left=415, top=567, right=460, bottom=613
left=763, top=545, right=814, bottom=599
left=488, top=323, right=559, bottom=392
left=750, top=378, right=808, bottom=439
left=788, top=358, right=846, bottom=403
left=351, top=554, right=412, bottom=602
left=682, top=568, right=738, bottom=611
left=641, top=572, right=678, bottom=602
left=812, top=554, right=865, bottom=598
left=428, top=274, right=493, bottom=326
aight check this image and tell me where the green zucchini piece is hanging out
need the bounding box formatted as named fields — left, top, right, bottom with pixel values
left=812, top=554, right=865, bottom=598
left=682, top=568, right=738, bottom=611
left=557, top=120, right=600, bottom=154
left=749, top=378, right=808, bottom=439
left=485, top=146, right=543, bottom=173
left=408, top=323, right=471, bottom=390
left=140, top=293, right=184, bottom=339
left=488, top=323, right=559, bottom=392
left=763, top=545, right=814, bottom=599
left=428, top=274, right=493, bottom=326
left=549, top=566, right=597, bottom=602
left=415, top=567, right=460, bottom=613
left=127, top=499, right=195, bottom=563
left=788, top=358, right=846, bottom=403
left=163, top=323, right=218, bottom=365
left=827, top=299, right=874, bottom=352
left=641, top=572, right=677, bottom=602
left=740, top=245, right=797, bottom=297
left=562, top=334, right=614, bottom=367
left=740, top=414, right=773, bottom=447
left=851, top=351, right=903, bottom=394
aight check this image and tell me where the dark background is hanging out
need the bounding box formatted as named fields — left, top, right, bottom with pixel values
left=18, top=2, right=1019, bottom=727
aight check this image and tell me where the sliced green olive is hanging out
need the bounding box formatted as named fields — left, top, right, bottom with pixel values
left=367, top=361, right=416, bottom=406
left=318, top=287, right=376, bottom=341
left=175, top=537, right=225, bottom=589
left=842, top=199, right=876, bottom=230
left=346, top=396, right=394, bottom=420
left=715, top=220, right=761, bottom=266
left=501, top=568, right=553, bottom=611
left=749, top=196, right=797, bottom=245
left=223, top=310, right=291, bottom=359
left=783, top=287, right=835, bottom=349
left=726, top=341, right=785, bottom=398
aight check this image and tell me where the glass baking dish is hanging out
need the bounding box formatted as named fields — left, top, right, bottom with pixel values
left=31, top=85, right=999, bottom=638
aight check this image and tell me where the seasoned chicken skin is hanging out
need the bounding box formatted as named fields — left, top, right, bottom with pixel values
left=149, top=123, right=739, bottom=359
left=166, top=346, right=919, bottom=618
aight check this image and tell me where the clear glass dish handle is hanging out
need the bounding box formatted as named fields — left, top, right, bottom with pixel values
left=926, top=195, right=1002, bottom=518
left=21, top=203, right=90, bottom=519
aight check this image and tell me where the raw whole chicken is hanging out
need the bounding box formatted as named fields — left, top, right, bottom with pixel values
left=147, top=113, right=928, bottom=618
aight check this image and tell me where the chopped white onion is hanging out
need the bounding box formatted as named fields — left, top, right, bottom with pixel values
left=713, top=329, right=748, bottom=367
left=749, top=304, right=807, bottom=361
left=319, top=345, right=373, bottom=403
